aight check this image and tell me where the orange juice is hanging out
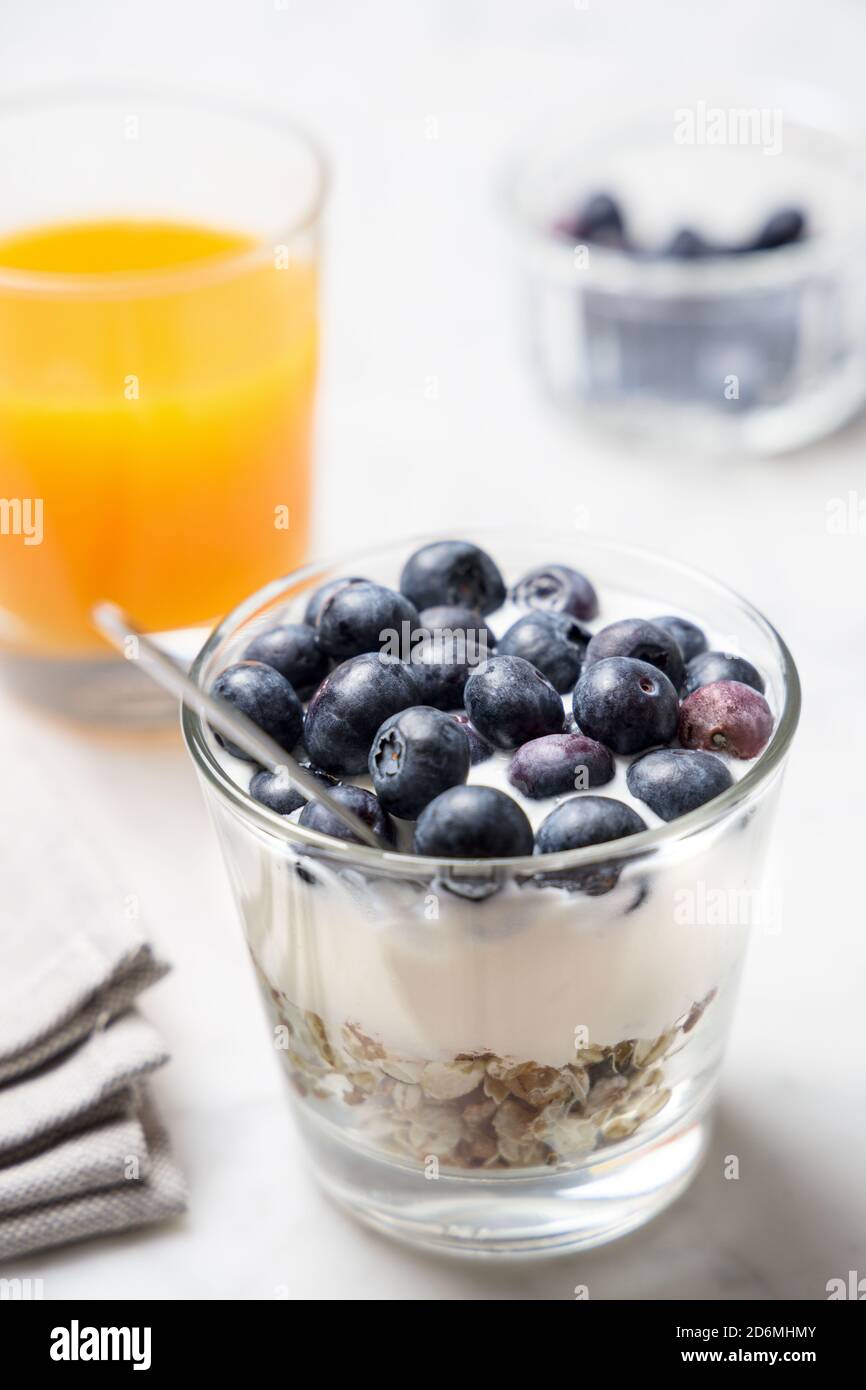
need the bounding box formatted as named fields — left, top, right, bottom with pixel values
left=0, top=219, right=318, bottom=654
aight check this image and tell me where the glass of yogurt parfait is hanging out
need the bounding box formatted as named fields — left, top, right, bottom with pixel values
left=183, top=529, right=800, bottom=1255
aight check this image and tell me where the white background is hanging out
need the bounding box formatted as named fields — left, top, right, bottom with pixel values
left=1, top=0, right=864, bottom=1300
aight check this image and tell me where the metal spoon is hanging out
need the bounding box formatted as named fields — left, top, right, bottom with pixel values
left=91, top=602, right=389, bottom=851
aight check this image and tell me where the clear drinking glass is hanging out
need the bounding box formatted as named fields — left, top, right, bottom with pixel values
left=0, top=89, right=325, bottom=722
left=183, top=530, right=800, bottom=1255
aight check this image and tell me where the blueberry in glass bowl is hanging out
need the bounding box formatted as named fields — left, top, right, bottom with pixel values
left=184, top=528, right=799, bottom=1257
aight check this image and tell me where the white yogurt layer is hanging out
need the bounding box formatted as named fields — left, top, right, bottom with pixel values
left=246, top=841, right=758, bottom=1064
left=212, top=584, right=774, bottom=1064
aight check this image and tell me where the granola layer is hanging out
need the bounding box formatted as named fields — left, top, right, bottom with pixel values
left=264, top=980, right=716, bottom=1170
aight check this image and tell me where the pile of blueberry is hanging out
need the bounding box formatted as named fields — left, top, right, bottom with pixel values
left=210, top=540, right=774, bottom=882
left=554, top=191, right=807, bottom=259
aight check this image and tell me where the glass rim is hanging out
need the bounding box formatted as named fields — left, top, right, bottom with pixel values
left=0, top=83, right=328, bottom=297
left=182, top=527, right=801, bottom=878
left=502, top=86, right=866, bottom=295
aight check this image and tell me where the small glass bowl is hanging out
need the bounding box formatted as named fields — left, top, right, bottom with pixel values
left=506, top=92, right=866, bottom=453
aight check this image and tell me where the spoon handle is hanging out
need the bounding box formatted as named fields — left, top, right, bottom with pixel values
left=92, top=602, right=389, bottom=852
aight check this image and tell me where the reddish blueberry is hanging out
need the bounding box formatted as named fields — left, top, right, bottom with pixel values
left=678, top=680, right=773, bottom=759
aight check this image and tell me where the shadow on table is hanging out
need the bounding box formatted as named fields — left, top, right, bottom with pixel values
left=343, top=1100, right=839, bottom=1301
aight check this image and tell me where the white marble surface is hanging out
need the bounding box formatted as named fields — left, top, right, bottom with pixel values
left=1, top=0, right=865, bottom=1300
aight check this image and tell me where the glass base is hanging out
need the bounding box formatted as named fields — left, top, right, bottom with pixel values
left=546, top=360, right=866, bottom=458
left=0, top=650, right=177, bottom=725
left=295, top=1098, right=712, bottom=1257
left=0, top=623, right=210, bottom=725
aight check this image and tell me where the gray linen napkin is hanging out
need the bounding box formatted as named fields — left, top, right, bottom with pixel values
left=0, top=1094, right=186, bottom=1261
left=0, top=1013, right=169, bottom=1158
left=0, top=808, right=186, bottom=1260
left=0, top=822, right=169, bottom=1084
left=0, top=1111, right=149, bottom=1214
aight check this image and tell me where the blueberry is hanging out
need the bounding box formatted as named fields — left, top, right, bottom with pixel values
left=418, top=606, right=495, bottom=660
left=243, top=622, right=329, bottom=697
left=299, top=784, right=394, bottom=846
left=407, top=625, right=485, bottom=709
left=211, top=661, right=304, bottom=759
left=626, top=748, right=733, bottom=821
left=303, top=576, right=368, bottom=627
left=464, top=655, right=564, bottom=750
left=303, top=654, right=418, bottom=775
left=249, top=768, right=305, bottom=815
left=665, top=228, right=714, bottom=258
left=498, top=612, right=588, bottom=693
left=249, top=763, right=336, bottom=816
left=556, top=192, right=625, bottom=248
left=584, top=618, right=685, bottom=692
left=536, top=794, right=645, bottom=852
left=409, top=609, right=494, bottom=709
left=752, top=207, right=806, bottom=251
left=678, top=680, right=774, bottom=759
left=508, top=732, right=614, bottom=799
left=652, top=615, right=708, bottom=664
left=316, top=581, right=419, bottom=660
left=683, top=650, right=764, bottom=696
left=573, top=656, right=679, bottom=755
left=511, top=563, right=599, bottom=621
left=400, top=540, right=506, bottom=616
left=535, top=795, right=646, bottom=895
left=369, top=705, right=471, bottom=819
left=451, top=712, right=493, bottom=765
left=413, top=785, right=534, bottom=858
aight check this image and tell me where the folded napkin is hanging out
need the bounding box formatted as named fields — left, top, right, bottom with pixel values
left=0, top=1095, right=185, bottom=1261
left=0, top=811, right=186, bottom=1261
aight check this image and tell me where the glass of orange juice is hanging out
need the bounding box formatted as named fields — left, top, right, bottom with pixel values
left=0, top=90, right=325, bottom=721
